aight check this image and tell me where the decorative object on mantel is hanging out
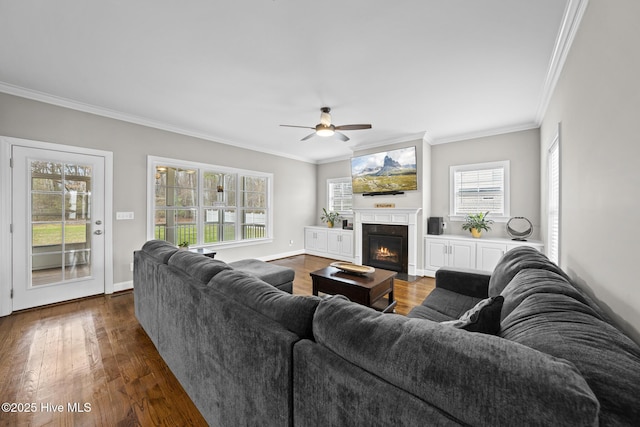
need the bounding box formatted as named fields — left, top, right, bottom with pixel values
left=506, top=217, right=533, bottom=241
left=330, top=261, right=375, bottom=275
left=375, top=203, right=396, bottom=208
left=461, top=211, right=494, bottom=238
left=320, top=208, right=341, bottom=228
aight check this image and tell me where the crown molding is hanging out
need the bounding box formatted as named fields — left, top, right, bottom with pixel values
left=0, top=82, right=319, bottom=164
left=535, top=0, right=589, bottom=124
left=429, top=121, right=539, bottom=145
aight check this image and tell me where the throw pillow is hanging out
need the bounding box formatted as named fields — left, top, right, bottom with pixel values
left=440, top=296, right=504, bottom=335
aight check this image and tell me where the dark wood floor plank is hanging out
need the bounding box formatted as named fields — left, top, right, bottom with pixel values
left=0, top=254, right=433, bottom=426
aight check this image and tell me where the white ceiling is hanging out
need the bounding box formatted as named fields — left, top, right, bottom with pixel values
left=0, top=0, right=572, bottom=163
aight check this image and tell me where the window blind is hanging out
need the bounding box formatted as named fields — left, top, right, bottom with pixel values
left=454, top=167, right=505, bottom=216
left=328, top=179, right=353, bottom=213
left=548, top=140, right=560, bottom=264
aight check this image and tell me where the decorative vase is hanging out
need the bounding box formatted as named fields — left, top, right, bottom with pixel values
left=327, top=221, right=334, bottom=228
left=470, top=228, right=482, bottom=238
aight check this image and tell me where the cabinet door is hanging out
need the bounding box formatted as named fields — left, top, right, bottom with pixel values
left=449, top=240, right=476, bottom=269
left=339, top=232, right=353, bottom=257
left=305, top=228, right=317, bottom=250
left=315, top=229, right=328, bottom=252
left=327, top=231, right=341, bottom=255
left=476, top=242, right=507, bottom=272
left=425, top=239, right=448, bottom=271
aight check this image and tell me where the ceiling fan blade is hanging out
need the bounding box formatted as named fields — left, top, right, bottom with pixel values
left=301, top=132, right=316, bottom=141
left=280, top=124, right=315, bottom=129
left=334, top=124, right=372, bottom=131
left=334, top=132, right=350, bottom=142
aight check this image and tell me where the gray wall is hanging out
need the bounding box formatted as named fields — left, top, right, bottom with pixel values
left=540, top=0, right=640, bottom=342
left=0, top=92, right=317, bottom=286
left=430, top=128, right=541, bottom=239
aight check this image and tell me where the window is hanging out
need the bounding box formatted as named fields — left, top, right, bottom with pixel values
left=450, top=161, right=510, bottom=221
left=547, top=137, right=560, bottom=264
left=327, top=178, right=353, bottom=214
left=148, top=156, right=272, bottom=248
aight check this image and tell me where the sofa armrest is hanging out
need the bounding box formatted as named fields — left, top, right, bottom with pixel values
left=435, top=267, right=491, bottom=299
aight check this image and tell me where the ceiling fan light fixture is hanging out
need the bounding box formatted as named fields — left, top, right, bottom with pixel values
left=316, top=124, right=335, bottom=137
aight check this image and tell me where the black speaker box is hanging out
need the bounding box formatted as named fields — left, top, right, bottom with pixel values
left=427, top=217, right=444, bottom=235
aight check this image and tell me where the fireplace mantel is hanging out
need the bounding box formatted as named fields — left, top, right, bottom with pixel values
left=354, top=208, right=421, bottom=276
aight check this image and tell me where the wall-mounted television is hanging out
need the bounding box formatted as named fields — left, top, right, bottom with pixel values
left=351, top=146, right=418, bottom=195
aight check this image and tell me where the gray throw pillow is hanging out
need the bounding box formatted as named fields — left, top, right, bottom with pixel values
left=441, top=295, right=504, bottom=335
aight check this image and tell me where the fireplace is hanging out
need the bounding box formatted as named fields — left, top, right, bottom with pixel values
left=362, top=224, right=408, bottom=273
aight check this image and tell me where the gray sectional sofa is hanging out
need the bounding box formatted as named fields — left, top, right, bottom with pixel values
left=134, top=240, right=640, bottom=426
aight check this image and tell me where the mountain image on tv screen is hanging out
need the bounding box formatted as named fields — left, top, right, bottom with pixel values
left=351, top=146, right=417, bottom=193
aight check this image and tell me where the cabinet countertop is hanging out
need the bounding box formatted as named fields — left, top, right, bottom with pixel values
left=425, top=234, right=543, bottom=246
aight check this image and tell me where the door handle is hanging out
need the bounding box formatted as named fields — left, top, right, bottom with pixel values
left=94, top=230, right=103, bottom=235
left=95, top=220, right=102, bottom=225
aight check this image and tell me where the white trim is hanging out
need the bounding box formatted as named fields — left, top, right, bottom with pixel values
left=0, top=140, right=12, bottom=316
left=535, top=0, right=590, bottom=123
left=546, top=126, right=561, bottom=265
left=257, top=249, right=306, bottom=262
left=113, top=280, right=133, bottom=292
left=327, top=177, right=353, bottom=215
left=0, top=135, right=114, bottom=315
left=429, top=122, right=539, bottom=146
left=147, top=155, right=273, bottom=249
left=0, top=82, right=316, bottom=164
left=449, top=160, right=511, bottom=220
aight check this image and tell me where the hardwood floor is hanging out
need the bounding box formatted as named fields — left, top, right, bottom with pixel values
left=0, top=254, right=434, bottom=426
left=269, top=254, right=435, bottom=316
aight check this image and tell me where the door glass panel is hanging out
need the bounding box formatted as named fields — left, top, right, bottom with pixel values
left=30, top=160, right=93, bottom=286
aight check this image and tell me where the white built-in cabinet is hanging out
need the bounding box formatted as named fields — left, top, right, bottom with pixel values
left=328, top=229, right=353, bottom=259
left=424, top=238, right=476, bottom=272
left=305, top=227, right=327, bottom=252
left=424, top=234, right=543, bottom=277
left=305, top=226, right=354, bottom=262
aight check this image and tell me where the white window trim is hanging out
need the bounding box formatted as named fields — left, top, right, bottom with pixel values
left=147, top=155, right=273, bottom=249
left=327, top=177, right=353, bottom=216
left=449, top=160, right=510, bottom=223
left=547, top=134, right=560, bottom=265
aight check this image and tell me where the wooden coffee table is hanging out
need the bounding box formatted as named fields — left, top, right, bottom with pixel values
left=310, top=266, right=397, bottom=313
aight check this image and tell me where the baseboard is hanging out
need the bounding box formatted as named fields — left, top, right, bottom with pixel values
left=112, top=280, right=133, bottom=292
left=256, top=249, right=306, bottom=262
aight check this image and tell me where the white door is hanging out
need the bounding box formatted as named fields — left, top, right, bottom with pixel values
left=12, top=146, right=106, bottom=310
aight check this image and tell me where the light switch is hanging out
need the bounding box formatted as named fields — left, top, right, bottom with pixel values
left=116, top=211, right=134, bottom=220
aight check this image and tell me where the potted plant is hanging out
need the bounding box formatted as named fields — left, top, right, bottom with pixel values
left=178, top=241, right=190, bottom=250
left=461, top=211, right=494, bottom=238
left=320, top=208, right=341, bottom=228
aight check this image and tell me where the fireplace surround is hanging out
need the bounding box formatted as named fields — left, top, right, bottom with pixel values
left=354, top=208, right=421, bottom=277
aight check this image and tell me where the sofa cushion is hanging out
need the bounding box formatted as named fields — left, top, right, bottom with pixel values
left=406, top=305, right=455, bottom=322
left=412, top=287, right=483, bottom=320
left=229, top=259, right=294, bottom=287
left=441, top=295, right=504, bottom=335
left=141, top=239, right=179, bottom=264
left=167, top=250, right=232, bottom=284
left=313, top=296, right=600, bottom=426
left=210, top=269, right=320, bottom=339
left=500, top=270, right=640, bottom=425
left=489, top=246, right=568, bottom=296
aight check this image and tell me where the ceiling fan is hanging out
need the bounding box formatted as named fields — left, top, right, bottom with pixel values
left=280, top=107, right=372, bottom=141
